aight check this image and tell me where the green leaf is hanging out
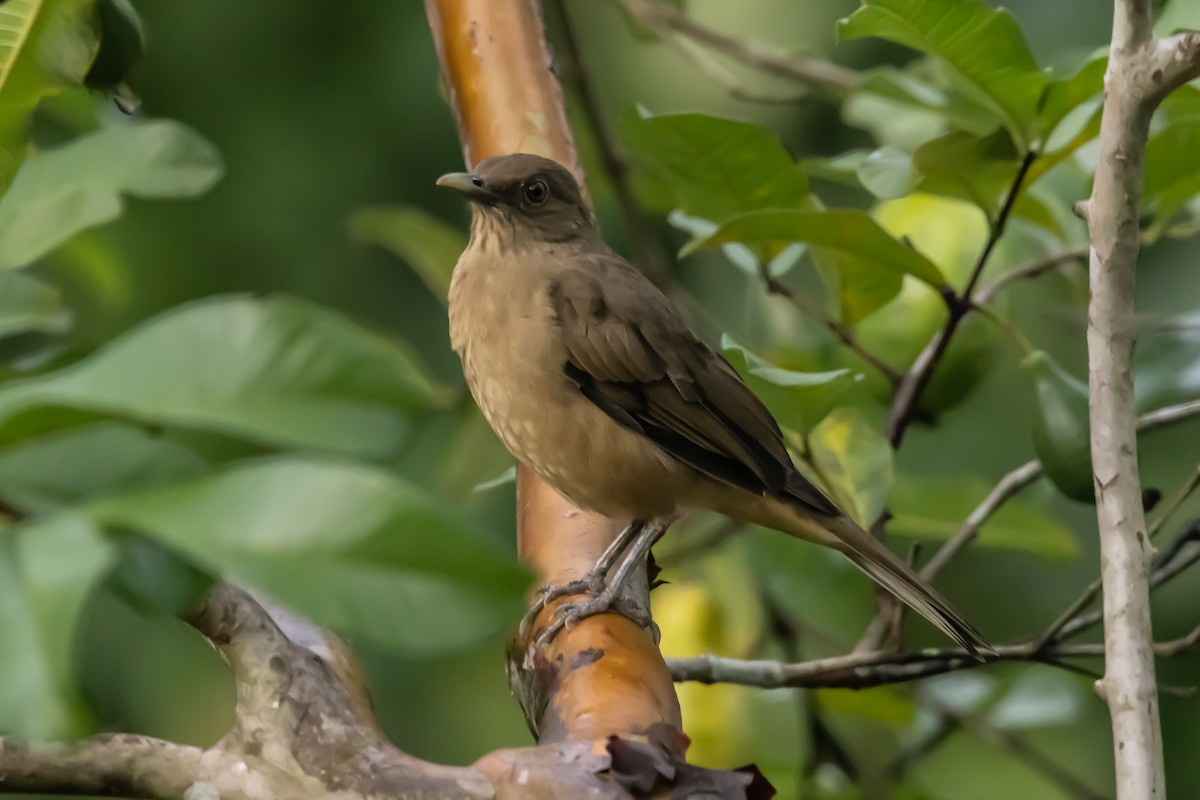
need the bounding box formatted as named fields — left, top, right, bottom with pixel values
left=0, top=422, right=208, bottom=512
left=83, top=0, right=143, bottom=110
left=888, top=475, right=1079, bottom=558
left=686, top=209, right=947, bottom=289
left=1021, top=351, right=1093, bottom=503
left=0, top=270, right=69, bottom=338
left=0, top=119, right=224, bottom=269
left=621, top=110, right=808, bottom=223
left=348, top=206, right=465, bottom=302
left=837, top=0, right=1046, bottom=147
left=0, top=513, right=115, bottom=739
left=911, top=129, right=1019, bottom=216
left=808, top=408, right=893, bottom=527
left=811, top=245, right=904, bottom=325
left=857, top=145, right=914, bottom=200
left=667, top=209, right=803, bottom=281
left=89, top=457, right=530, bottom=653
left=1036, top=55, right=1105, bottom=143
left=1143, top=121, right=1200, bottom=231
left=0, top=295, right=452, bottom=457
left=855, top=67, right=1005, bottom=137
left=108, top=536, right=213, bottom=618
left=721, top=337, right=857, bottom=434
left=0, top=0, right=97, bottom=192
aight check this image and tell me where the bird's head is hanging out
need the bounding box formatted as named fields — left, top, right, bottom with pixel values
left=437, top=153, right=597, bottom=245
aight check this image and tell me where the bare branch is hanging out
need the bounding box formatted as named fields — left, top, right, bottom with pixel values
left=0, top=736, right=206, bottom=800
left=1080, top=0, right=1200, bottom=794
left=611, top=0, right=861, bottom=99
left=886, top=152, right=1038, bottom=448
left=758, top=266, right=901, bottom=385
left=973, top=247, right=1089, bottom=306
left=669, top=623, right=1200, bottom=691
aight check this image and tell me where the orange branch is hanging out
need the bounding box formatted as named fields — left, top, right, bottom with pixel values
left=424, top=0, right=680, bottom=745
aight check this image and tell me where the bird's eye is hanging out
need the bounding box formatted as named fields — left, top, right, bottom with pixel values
left=523, top=178, right=550, bottom=206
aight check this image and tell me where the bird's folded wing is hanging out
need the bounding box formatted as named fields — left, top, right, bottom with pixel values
left=549, top=255, right=838, bottom=516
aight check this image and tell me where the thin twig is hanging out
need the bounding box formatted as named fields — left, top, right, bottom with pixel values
left=974, top=247, right=1089, bottom=305
left=669, top=622, right=1200, bottom=690
left=886, top=151, right=1038, bottom=448
left=861, top=400, right=1200, bottom=664
left=760, top=266, right=902, bottom=385
left=611, top=0, right=861, bottom=99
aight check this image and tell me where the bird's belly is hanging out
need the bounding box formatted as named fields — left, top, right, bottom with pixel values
left=462, top=345, right=684, bottom=519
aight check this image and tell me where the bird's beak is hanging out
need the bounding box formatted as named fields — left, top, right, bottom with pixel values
left=436, top=172, right=496, bottom=201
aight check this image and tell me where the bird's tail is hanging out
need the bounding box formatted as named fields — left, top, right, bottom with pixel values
left=719, top=484, right=993, bottom=657
left=823, top=512, right=992, bottom=658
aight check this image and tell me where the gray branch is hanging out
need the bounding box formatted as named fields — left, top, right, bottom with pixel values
left=1083, top=2, right=1200, bottom=797
left=0, top=584, right=631, bottom=799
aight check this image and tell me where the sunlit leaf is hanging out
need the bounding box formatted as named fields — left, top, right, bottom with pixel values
left=808, top=408, right=893, bottom=526
left=888, top=475, right=1079, bottom=558
left=837, top=0, right=1046, bottom=147
left=0, top=295, right=452, bottom=457
left=0, top=120, right=223, bottom=268
left=686, top=209, right=947, bottom=288
left=0, top=513, right=115, bottom=739
left=0, top=0, right=97, bottom=191
left=621, top=110, right=808, bottom=223
left=89, top=457, right=530, bottom=653
left=722, top=337, right=858, bottom=434
left=348, top=206, right=465, bottom=302
left=0, top=270, right=69, bottom=338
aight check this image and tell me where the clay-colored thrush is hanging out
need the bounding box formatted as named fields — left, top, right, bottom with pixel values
left=439, top=153, right=989, bottom=656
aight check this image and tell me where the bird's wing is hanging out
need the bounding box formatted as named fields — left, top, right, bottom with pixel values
left=548, top=253, right=838, bottom=516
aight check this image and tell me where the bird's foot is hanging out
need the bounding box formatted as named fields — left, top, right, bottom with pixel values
left=517, top=572, right=607, bottom=638
left=535, top=590, right=658, bottom=648
left=530, top=519, right=664, bottom=648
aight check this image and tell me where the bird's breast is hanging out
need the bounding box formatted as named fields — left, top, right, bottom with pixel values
left=447, top=252, right=686, bottom=518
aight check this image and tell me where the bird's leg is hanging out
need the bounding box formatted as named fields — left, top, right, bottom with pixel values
left=517, top=520, right=646, bottom=638
left=534, top=519, right=665, bottom=647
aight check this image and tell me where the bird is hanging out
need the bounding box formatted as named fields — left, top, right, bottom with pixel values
left=437, top=152, right=990, bottom=657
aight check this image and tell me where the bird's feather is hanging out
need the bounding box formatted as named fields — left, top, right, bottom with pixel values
left=549, top=252, right=839, bottom=516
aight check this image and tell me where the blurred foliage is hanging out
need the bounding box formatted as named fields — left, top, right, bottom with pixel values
left=1, top=0, right=1200, bottom=799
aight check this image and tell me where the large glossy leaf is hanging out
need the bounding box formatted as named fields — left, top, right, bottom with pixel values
left=348, top=206, right=465, bottom=302
left=0, top=295, right=451, bottom=456
left=686, top=209, right=947, bottom=289
left=621, top=110, right=808, bottom=223
left=837, top=0, right=1046, bottom=147
left=808, top=408, right=893, bottom=526
left=1035, top=55, right=1105, bottom=145
left=0, top=120, right=223, bottom=269
left=89, top=457, right=530, bottom=653
left=0, top=513, right=115, bottom=739
left=888, top=475, right=1079, bottom=558
left=721, top=337, right=857, bottom=434
left=0, top=270, right=69, bottom=338
left=0, top=0, right=96, bottom=192
left=0, top=422, right=208, bottom=513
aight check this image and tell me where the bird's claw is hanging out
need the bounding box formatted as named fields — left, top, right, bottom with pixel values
left=517, top=572, right=607, bottom=638
left=533, top=590, right=656, bottom=649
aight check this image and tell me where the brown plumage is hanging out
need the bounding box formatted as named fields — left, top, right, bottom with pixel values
left=439, top=153, right=990, bottom=656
